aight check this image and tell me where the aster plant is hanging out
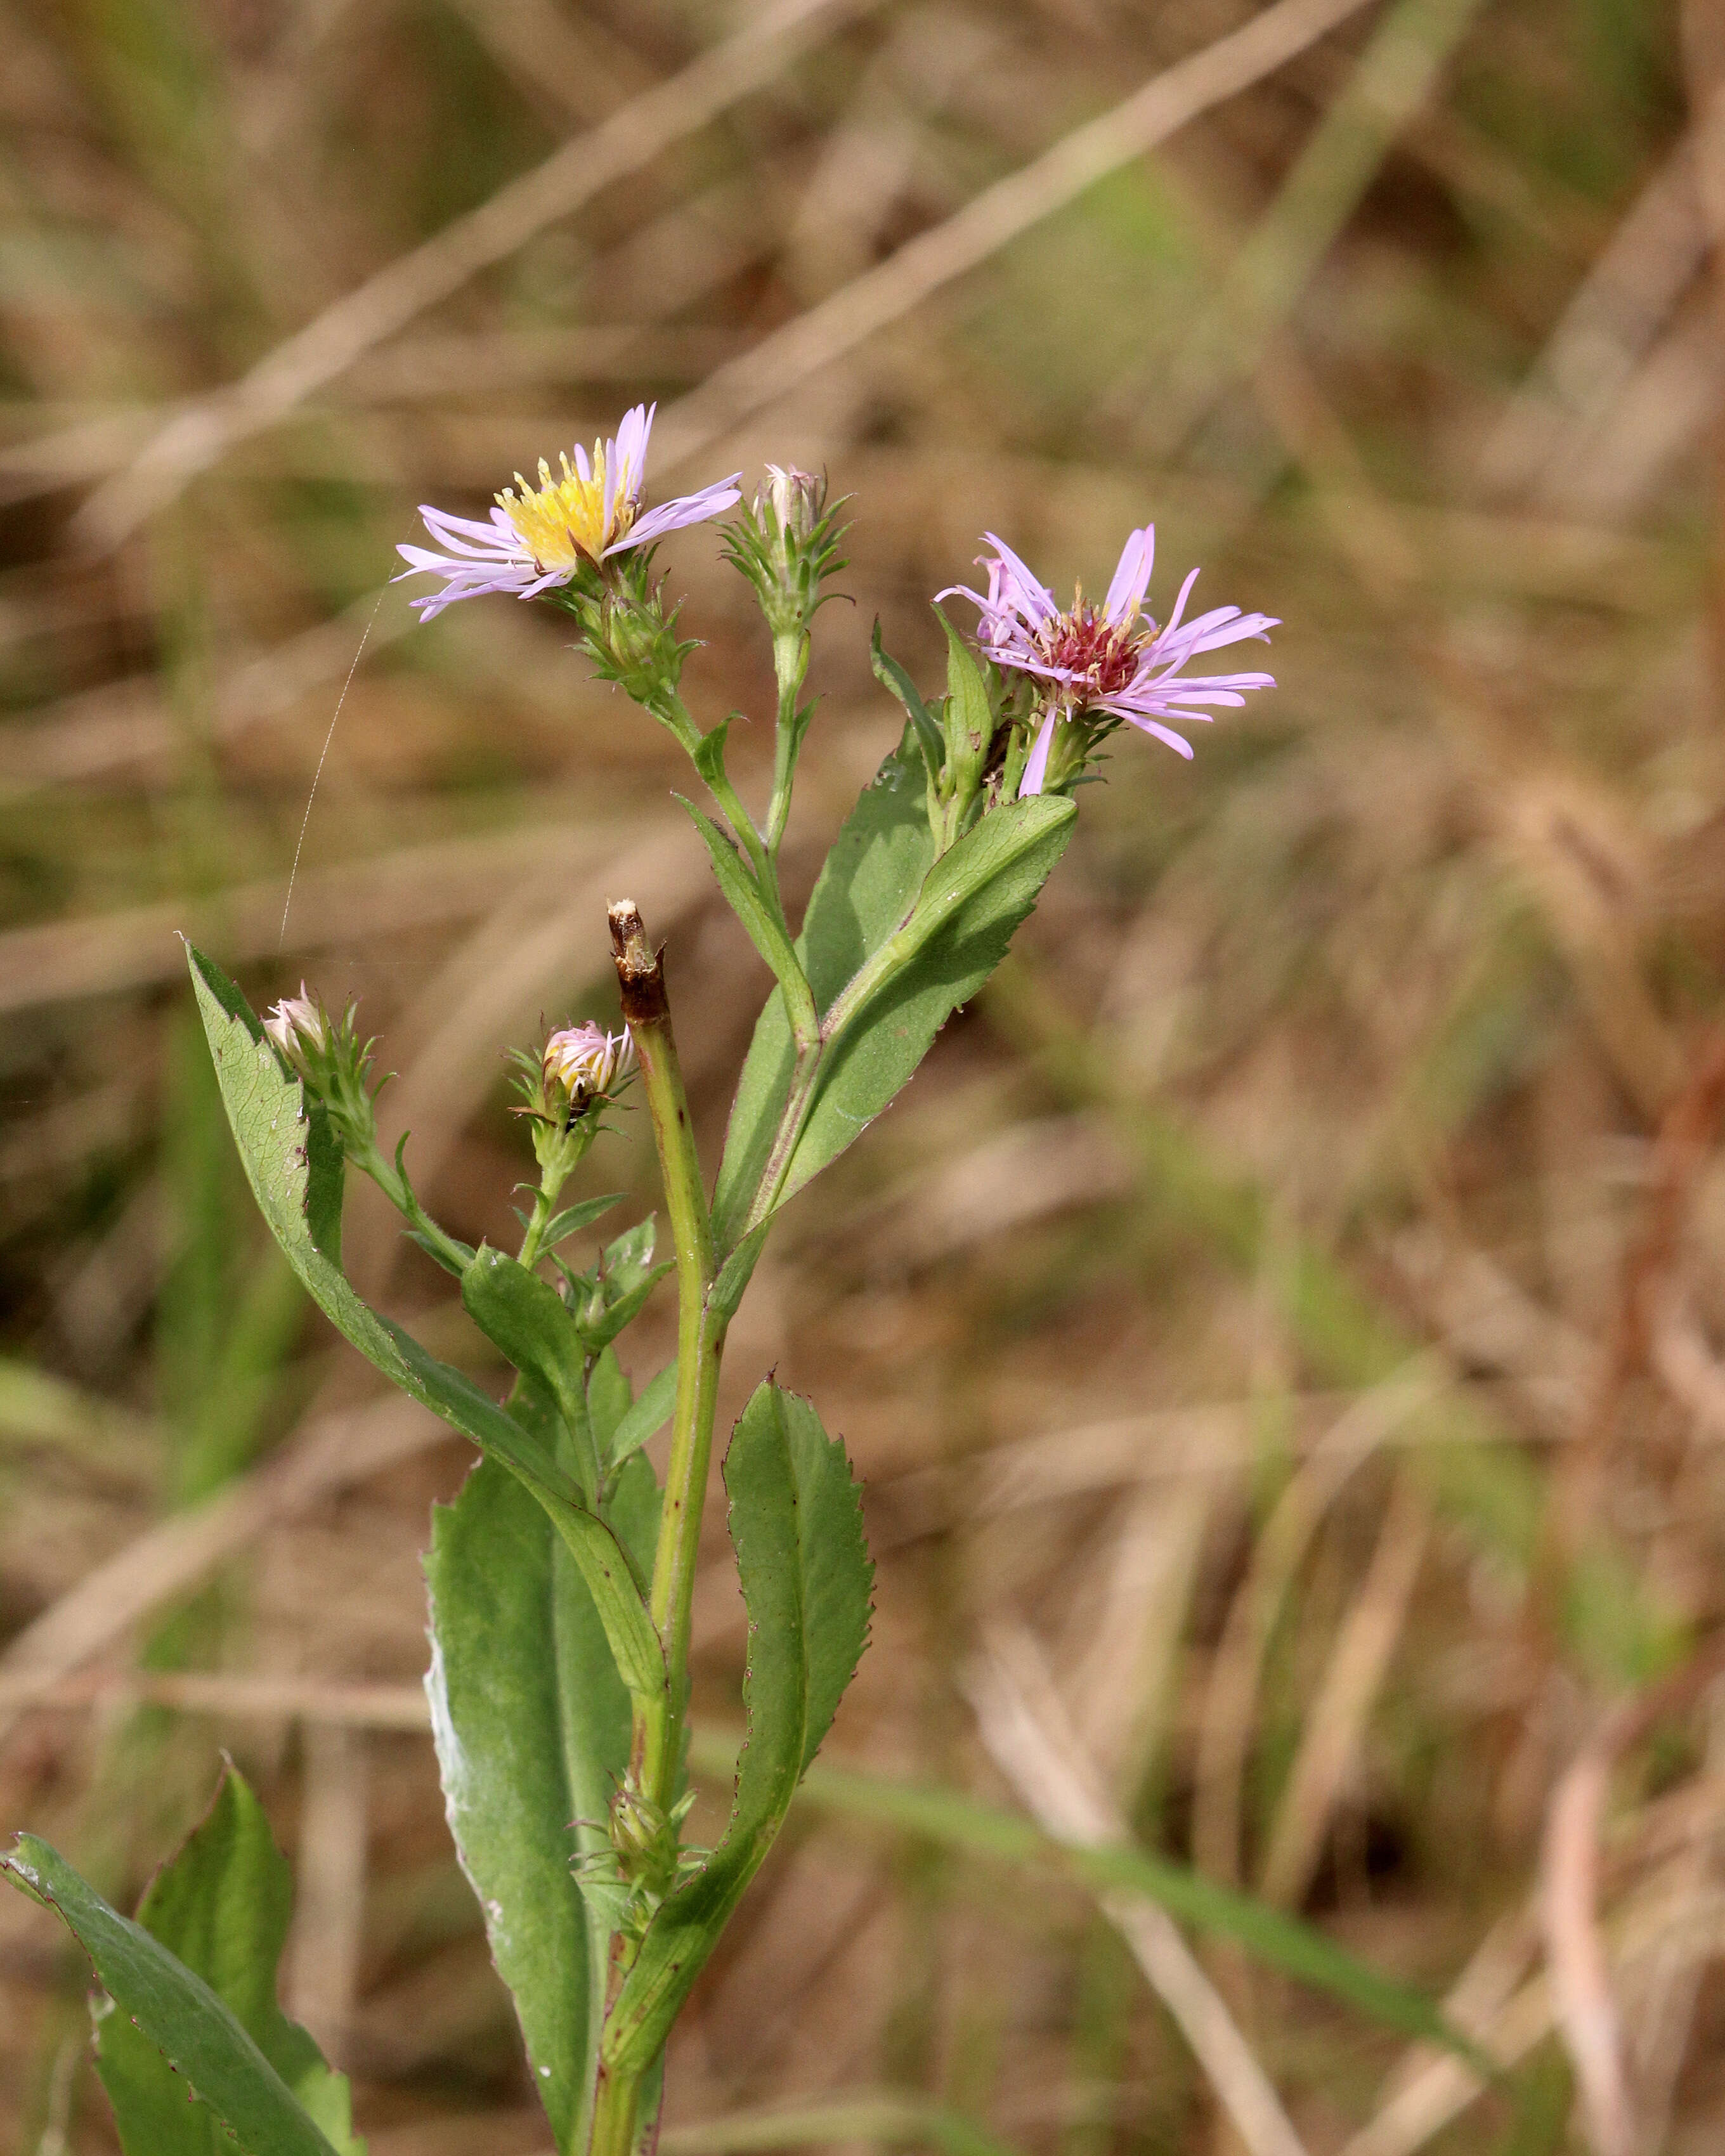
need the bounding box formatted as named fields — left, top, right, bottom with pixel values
left=3, top=409, right=1279, bottom=2156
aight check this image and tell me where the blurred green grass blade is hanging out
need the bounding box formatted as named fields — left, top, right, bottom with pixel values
left=1, top=1834, right=342, bottom=2156
left=685, top=1732, right=1485, bottom=2065
left=661, top=2093, right=1024, bottom=2156
left=0, top=1360, right=158, bottom=1484
left=1163, top=0, right=1491, bottom=430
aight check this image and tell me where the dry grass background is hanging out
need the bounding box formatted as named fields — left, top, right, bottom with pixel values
left=2, top=0, right=1724, bottom=2149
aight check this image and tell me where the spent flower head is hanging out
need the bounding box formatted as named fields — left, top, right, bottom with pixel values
left=395, top=403, right=741, bottom=621
left=941, top=528, right=1277, bottom=796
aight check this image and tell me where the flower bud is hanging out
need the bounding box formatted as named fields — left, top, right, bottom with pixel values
left=264, top=985, right=327, bottom=1076
left=720, top=466, right=849, bottom=640
left=512, top=1020, right=634, bottom=1194
left=761, top=464, right=823, bottom=545
left=264, top=984, right=381, bottom=1160
left=544, top=1021, right=634, bottom=1110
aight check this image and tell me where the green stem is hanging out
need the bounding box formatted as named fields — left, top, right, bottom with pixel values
left=356, top=1140, right=471, bottom=1275
left=589, top=2061, right=642, bottom=2156
left=608, top=902, right=724, bottom=1814
left=739, top=1039, right=824, bottom=1241
left=766, top=627, right=810, bottom=860
left=651, top=684, right=820, bottom=1055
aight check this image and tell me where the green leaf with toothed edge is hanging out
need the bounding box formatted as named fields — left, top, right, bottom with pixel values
left=712, top=731, right=935, bottom=1252
left=1, top=1828, right=343, bottom=2156
left=427, top=1382, right=662, bottom=2156
left=710, top=753, right=1074, bottom=1267
left=86, top=1765, right=363, bottom=2155
left=601, top=1381, right=873, bottom=2078
left=939, top=607, right=993, bottom=762
left=185, top=944, right=663, bottom=1705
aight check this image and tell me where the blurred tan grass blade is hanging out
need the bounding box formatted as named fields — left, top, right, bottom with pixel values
left=649, top=0, right=1383, bottom=476
left=965, top=1623, right=1313, bottom=2156
left=1149, top=0, right=1491, bottom=453
left=69, top=0, right=875, bottom=549
left=1194, top=1361, right=1443, bottom=1888
left=1, top=1670, right=434, bottom=1727
left=0, top=821, right=604, bottom=1014
left=1477, top=136, right=1710, bottom=499
left=656, top=2093, right=1024, bottom=2156
left=287, top=1723, right=371, bottom=2067
left=350, top=823, right=705, bottom=1287
left=1256, top=1467, right=1432, bottom=1909
left=1543, top=1739, right=1637, bottom=2156
left=0, top=1396, right=439, bottom=1751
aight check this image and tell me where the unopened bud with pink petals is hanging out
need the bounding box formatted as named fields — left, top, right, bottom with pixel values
left=264, top=985, right=327, bottom=1074
left=545, top=1021, right=634, bottom=1107
left=263, top=982, right=383, bottom=1161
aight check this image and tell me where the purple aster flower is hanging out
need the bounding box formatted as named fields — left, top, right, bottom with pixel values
left=394, top=403, right=741, bottom=621
left=940, top=528, right=1277, bottom=796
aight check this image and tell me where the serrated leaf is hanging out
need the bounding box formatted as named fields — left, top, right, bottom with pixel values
left=426, top=1435, right=661, bottom=2155
left=186, top=945, right=663, bottom=1706
left=2, top=1833, right=341, bottom=2156
left=461, top=1247, right=598, bottom=1497
left=783, top=795, right=1074, bottom=1206
left=711, top=789, right=1074, bottom=1257
left=712, top=737, right=934, bottom=1250
left=91, top=1767, right=363, bottom=2155
left=601, top=1382, right=872, bottom=2075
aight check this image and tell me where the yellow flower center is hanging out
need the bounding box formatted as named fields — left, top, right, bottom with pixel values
left=498, top=446, right=635, bottom=571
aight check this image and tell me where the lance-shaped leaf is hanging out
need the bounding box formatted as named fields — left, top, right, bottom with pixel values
left=601, top=1382, right=873, bottom=2077
left=535, top=1192, right=627, bottom=1250
left=938, top=609, right=993, bottom=769
left=712, top=737, right=935, bottom=1250
left=427, top=1430, right=661, bottom=2155
left=869, top=620, right=943, bottom=786
left=711, top=777, right=1074, bottom=1256
left=606, top=1362, right=677, bottom=1469
left=790, top=793, right=1074, bottom=1202
left=681, top=798, right=807, bottom=1011
left=2, top=1833, right=341, bottom=2156
left=89, top=1765, right=363, bottom=2155
left=185, top=945, right=663, bottom=1705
